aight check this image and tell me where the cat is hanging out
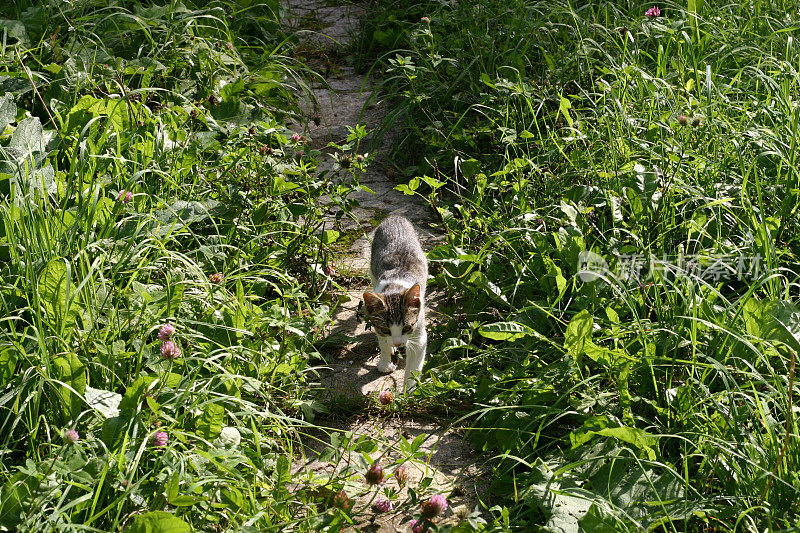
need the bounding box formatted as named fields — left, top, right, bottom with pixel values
left=362, top=215, right=428, bottom=391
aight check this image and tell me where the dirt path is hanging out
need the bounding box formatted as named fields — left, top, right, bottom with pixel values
left=282, top=2, right=488, bottom=530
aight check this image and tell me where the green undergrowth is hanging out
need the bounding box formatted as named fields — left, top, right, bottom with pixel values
left=364, top=0, right=800, bottom=530
left=0, top=1, right=397, bottom=531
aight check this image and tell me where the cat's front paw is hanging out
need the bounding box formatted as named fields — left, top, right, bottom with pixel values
left=377, top=360, right=396, bottom=373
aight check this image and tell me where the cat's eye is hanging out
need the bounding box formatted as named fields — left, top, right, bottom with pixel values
left=402, top=326, right=412, bottom=334
left=377, top=327, right=391, bottom=335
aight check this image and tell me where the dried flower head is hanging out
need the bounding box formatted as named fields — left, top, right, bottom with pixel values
left=323, top=262, right=336, bottom=276
left=678, top=114, right=688, bottom=126
left=373, top=498, right=393, bottom=513
left=365, top=462, right=385, bottom=485
left=332, top=490, right=351, bottom=510
left=158, top=323, right=176, bottom=341
left=645, top=6, right=661, bottom=17
left=421, top=494, right=448, bottom=518
left=394, top=465, right=409, bottom=487
left=378, top=390, right=393, bottom=405
left=63, top=429, right=80, bottom=443
left=151, top=430, right=168, bottom=447
left=209, top=272, right=223, bottom=284
left=160, top=340, right=180, bottom=360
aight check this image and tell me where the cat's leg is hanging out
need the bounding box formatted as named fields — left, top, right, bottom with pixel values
left=403, top=328, right=427, bottom=392
left=377, top=335, right=396, bottom=373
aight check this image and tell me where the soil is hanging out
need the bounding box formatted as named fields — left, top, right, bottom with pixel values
left=282, top=2, right=490, bottom=531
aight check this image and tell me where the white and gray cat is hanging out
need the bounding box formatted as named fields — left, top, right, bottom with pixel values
left=363, top=215, right=428, bottom=391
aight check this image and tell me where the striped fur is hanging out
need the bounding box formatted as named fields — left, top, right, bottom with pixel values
left=362, top=215, right=428, bottom=391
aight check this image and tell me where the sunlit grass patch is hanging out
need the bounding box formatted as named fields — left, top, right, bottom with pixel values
left=362, top=0, right=800, bottom=529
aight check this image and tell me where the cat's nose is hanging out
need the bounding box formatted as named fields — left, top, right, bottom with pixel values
left=393, top=340, right=402, bottom=347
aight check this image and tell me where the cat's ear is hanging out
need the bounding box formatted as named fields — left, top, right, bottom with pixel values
left=363, top=292, right=386, bottom=314
left=404, top=284, right=421, bottom=309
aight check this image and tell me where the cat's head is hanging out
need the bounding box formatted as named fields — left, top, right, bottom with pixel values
left=362, top=284, right=421, bottom=347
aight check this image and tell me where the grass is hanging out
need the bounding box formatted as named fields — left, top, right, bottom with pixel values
left=358, top=0, right=800, bottom=530
left=0, top=1, right=381, bottom=531
left=3, top=0, right=800, bottom=531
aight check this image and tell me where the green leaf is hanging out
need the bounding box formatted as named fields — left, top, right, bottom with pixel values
left=541, top=256, right=567, bottom=301
left=51, top=352, right=86, bottom=421
left=126, top=511, right=191, bottom=533
left=578, top=504, right=629, bottom=533
left=558, top=94, right=574, bottom=127
left=63, top=95, right=132, bottom=133
left=101, top=416, right=127, bottom=451
left=8, top=116, right=49, bottom=162
left=351, top=435, right=377, bottom=453
left=468, top=271, right=508, bottom=306
left=594, top=426, right=658, bottom=458
left=564, top=310, right=593, bottom=367
left=458, top=159, right=481, bottom=179
left=274, top=455, right=291, bottom=493
left=399, top=432, right=428, bottom=455
left=584, top=340, right=631, bottom=368
left=478, top=321, right=534, bottom=341
left=742, top=298, right=770, bottom=338
left=84, top=386, right=122, bottom=419
left=570, top=416, right=658, bottom=459
left=168, top=494, right=204, bottom=507
left=0, top=473, right=39, bottom=529
left=145, top=200, right=221, bottom=238
left=767, top=300, right=800, bottom=352
left=743, top=299, right=800, bottom=351
left=120, top=373, right=182, bottom=417
left=0, top=93, right=16, bottom=134
left=625, top=187, right=643, bottom=216
left=37, top=258, right=75, bottom=335
left=569, top=415, right=610, bottom=448
left=687, top=0, right=703, bottom=39
left=321, top=230, right=340, bottom=244
left=586, top=458, right=686, bottom=525
left=527, top=458, right=592, bottom=533
left=556, top=225, right=585, bottom=273
left=420, top=175, right=445, bottom=189
left=220, top=487, right=247, bottom=511
left=220, top=78, right=246, bottom=100
left=753, top=216, right=780, bottom=251
left=0, top=19, right=30, bottom=46
left=0, top=345, right=18, bottom=387
left=196, top=402, right=224, bottom=440
left=285, top=203, right=309, bottom=217
left=395, top=183, right=416, bottom=195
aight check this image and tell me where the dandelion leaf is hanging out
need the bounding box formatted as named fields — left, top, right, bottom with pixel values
left=126, top=511, right=191, bottom=533
left=51, top=352, right=86, bottom=421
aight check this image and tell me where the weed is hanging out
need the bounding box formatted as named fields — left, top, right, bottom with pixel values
left=363, top=0, right=800, bottom=529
